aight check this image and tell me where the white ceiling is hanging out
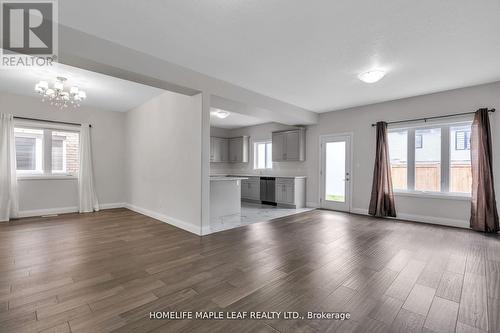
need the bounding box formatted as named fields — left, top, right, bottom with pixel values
left=0, top=63, right=165, bottom=112
left=58, top=0, right=500, bottom=113
left=210, top=108, right=267, bottom=129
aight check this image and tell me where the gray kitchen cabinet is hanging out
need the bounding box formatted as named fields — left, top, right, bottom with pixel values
left=276, top=179, right=294, bottom=204
left=220, top=138, right=229, bottom=162
left=275, top=177, right=306, bottom=208
left=210, top=136, right=248, bottom=163
left=212, top=137, right=220, bottom=162
left=272, top=128, right=305, bottom=162
left=228, top=136, right=249, bottom=163
left=275, top=182, right=284, bottom=203
left=272, top=132, right=285, bottom=162
left=248, top=179, right=260, bottom=200
left=241, top=177, right=260, bottom=201
left=210, top=137, right=215, bottom=162
left=284, top=130, right=300, bottom=160
left=241, top=179, right=250, bottom=198
left=210, top=137, right=229, bottom=162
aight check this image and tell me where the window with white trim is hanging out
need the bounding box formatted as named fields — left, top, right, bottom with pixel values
left=388, top=121, right=472, bottom=195
left=254, top=141, right=272, bottom=169
left=14, top=126, right=80, bottom=177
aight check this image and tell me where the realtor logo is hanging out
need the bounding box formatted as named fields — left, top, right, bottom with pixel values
left=1, top=0, right=57, bottom=67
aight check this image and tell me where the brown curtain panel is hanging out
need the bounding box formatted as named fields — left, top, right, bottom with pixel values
left=369, top=121, right=397, bottom=217
left=470, top=108, right=499, bottom=232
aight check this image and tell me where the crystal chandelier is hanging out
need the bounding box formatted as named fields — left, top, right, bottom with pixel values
left=35, top=77, right=87, bottom=109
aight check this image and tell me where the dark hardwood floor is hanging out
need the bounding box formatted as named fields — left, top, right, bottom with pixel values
left=0, top=208, right=499, bottom=333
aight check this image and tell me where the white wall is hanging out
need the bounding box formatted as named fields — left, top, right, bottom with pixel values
left=210, top=122, right=308, bottom=177
left=0, top=92, right=127, bottom=216
left=125, top=91, right=203, bottom=234
left=305, top=82, right=500, bottom=228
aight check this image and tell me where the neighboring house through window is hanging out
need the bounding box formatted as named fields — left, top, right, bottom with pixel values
left=15, top=128, right=43, bottom=173
left=415, top=134, right=423, bottom=149
left=14, top=125, right=80, bottom=177
left=455, top=130, right=471, bottom=150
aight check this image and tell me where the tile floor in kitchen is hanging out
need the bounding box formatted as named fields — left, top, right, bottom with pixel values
left=210, top=202, right=315, bottom=232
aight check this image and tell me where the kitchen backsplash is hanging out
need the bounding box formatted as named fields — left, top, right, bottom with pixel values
left=210, top=161, right=307, bottom=177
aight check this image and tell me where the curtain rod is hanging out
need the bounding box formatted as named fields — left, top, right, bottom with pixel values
left=13, top=116, right=92, bottom=128
left=371, top=108, right=495, bottom=127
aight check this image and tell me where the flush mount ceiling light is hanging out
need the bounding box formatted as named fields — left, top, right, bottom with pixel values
left=34, top=76, right=87, bottom=109
left=212, top=109, right=230, bottom=119
left=358, top=70, right=386, bottom=83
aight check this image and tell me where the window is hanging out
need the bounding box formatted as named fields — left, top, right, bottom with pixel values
left=14, top=126, right=80, bottom=177
left=254, top=141, right=272, bottom=169
left=388, top=121, right=472, bottom=196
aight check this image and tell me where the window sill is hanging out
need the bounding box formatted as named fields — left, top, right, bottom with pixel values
left=17, top=175, right=78, bottom=181
left=394, top=190, right=471, bottom=201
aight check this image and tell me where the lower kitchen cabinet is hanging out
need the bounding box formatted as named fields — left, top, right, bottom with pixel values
left=275, top=177, right=306, bottom=208
left=241, top=177, right=260, bottom=202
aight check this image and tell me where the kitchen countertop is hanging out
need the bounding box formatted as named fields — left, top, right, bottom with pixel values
left=211, top=174, right=307, bottom=179
left=210, top=176, right=249, bottom=181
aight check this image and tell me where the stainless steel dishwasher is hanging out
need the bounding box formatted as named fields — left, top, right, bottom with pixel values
left=260, top=177, right=276, bottom=205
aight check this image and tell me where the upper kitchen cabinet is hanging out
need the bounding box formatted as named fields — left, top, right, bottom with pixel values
left=210, top=136, right=248, bottom=163
left=228, top=136, right=249, bottom=163
left=272, top=128, right=306, bottom=162
left=210, top=137, right=229, bottom=162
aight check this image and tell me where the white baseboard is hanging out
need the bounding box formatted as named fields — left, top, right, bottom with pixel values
left=17, top=202, right=127, bottom=218
left=100, top=203, right=126, bottom=210
left=125, top=203, right=202, bottom=236
left=351, top=207, right=469, bottom=229
left=307, top=201, right=320, bottom=208
left=15, top=201, right=203, bottom=236
left=350, top=208, right=369, bottom=215
left=12, top=202, right=472, bottom=233
left=201, top=225, right=212, bottom=236
left=18, top=206, right=78, bottom=218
